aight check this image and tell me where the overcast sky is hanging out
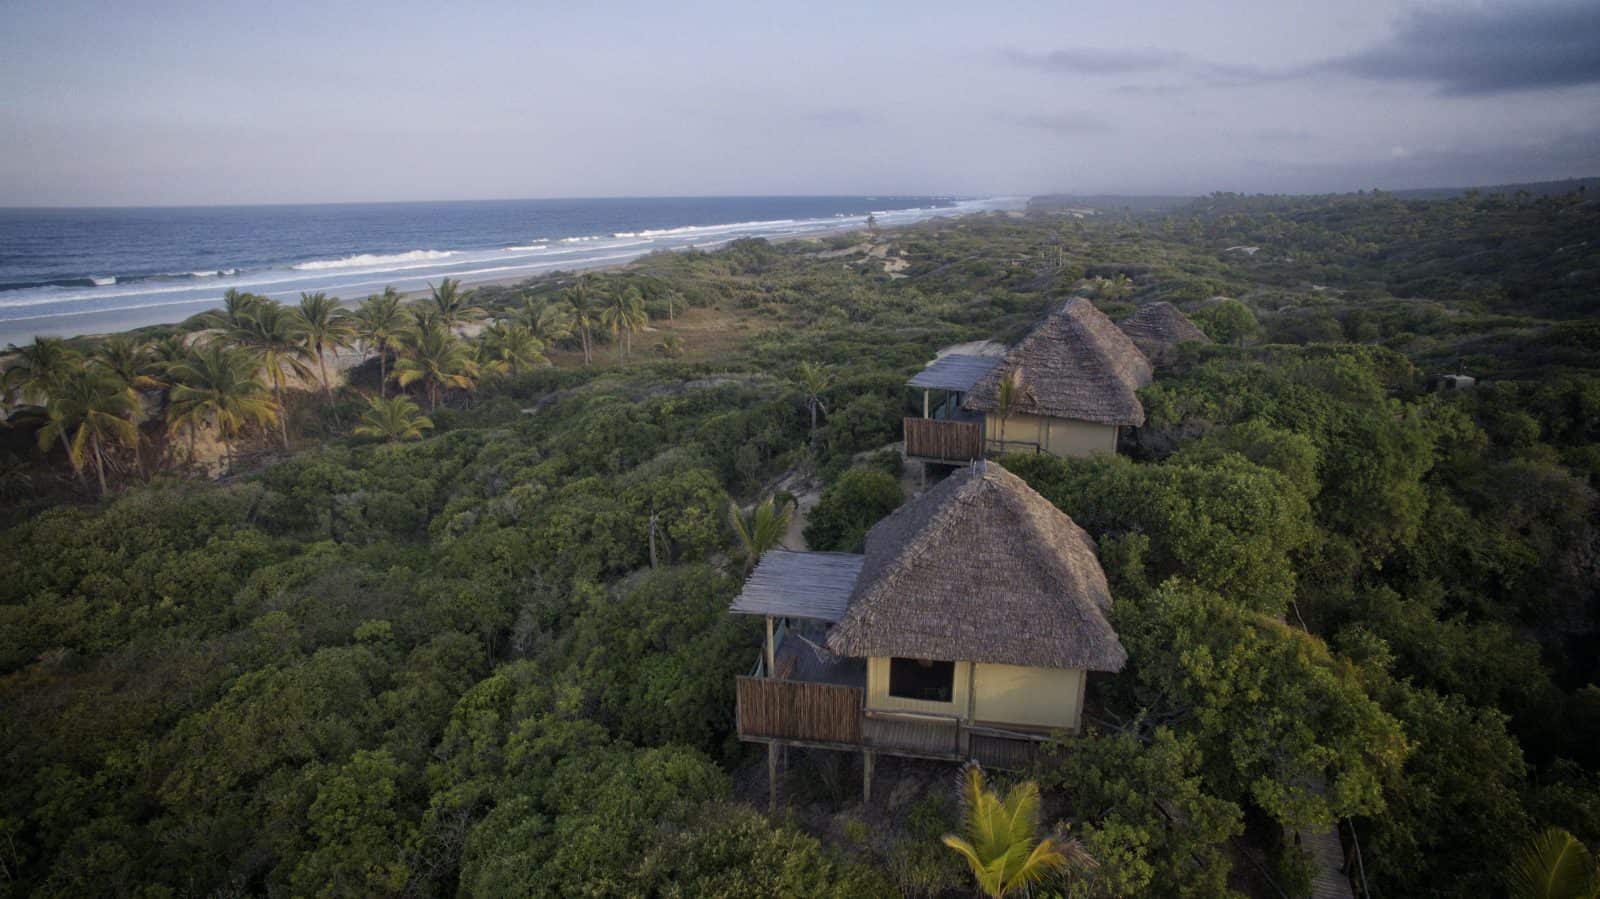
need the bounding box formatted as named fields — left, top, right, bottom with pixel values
left=2, top=0, right=1597, bottom=205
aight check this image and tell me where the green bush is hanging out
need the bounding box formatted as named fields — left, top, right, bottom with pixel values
left=802, top=467, right=903, bottom=552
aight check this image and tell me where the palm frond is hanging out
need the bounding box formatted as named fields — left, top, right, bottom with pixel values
left=1507, top=828, right=1600, bottom=899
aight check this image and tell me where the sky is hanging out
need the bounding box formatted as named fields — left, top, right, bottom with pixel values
left=1, top=0, right=1598, bottom=206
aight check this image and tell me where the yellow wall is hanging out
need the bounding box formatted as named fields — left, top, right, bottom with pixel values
left=986, top=412, right=1117, bottom=458
left=971, top=663, right=1085, bottom=732
left=866, top=657, right=971, bottom=716
left=867, top=657, right=1087, bottom=733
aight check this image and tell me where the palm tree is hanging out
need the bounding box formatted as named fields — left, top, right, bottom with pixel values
left=517, top=296, right=575, bottom=346
left=90, top=336, right=161, bottom=477
left=295, top=292, right=354, bottom=401
left=353, top=395, right=434, bottom=443
left=147, top=334, right=191, bottom=381
left=203, top=288, right=265, bottom=331
left=656, top=334, right=685, bottom=358
left=729, top=495, right=796, bottom=574
left=1507, top=828, right=1599, bottom=899
left=480, top=321, right=548, bottom=377
left=351, top=289, right=406, bottom=397
left=995, top=368, right=1023, bottom=450
left=394, top=320, right=479, bottom=410
left=231, top=299, right=313, bottom=448
left=4, top=336, right=80, bottom=405
left=795, top=361, right=833, bottom=437
left=166, top=344, right=279, bottom=469
left=567, top=275, right=602, bottom=364
left=636, top=277, right=680, bottom=324
left=91, top=336, right=162, bottom=392
left=942, top=764, right=1094, bottom=899
left=427, top=278, right=480, bottom=331
left=36, top=369, right=141, bottom=497
left=600, top=287, right=647, bottom=364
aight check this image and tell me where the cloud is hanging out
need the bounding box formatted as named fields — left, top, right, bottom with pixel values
left=1001, top=47, right=1274, bottom=87
left=1002, top=47, right=1184, bottom=75
left=1317, top=1, right=1600, bottom=95
left=1245, top=127, right=1600, bottom=192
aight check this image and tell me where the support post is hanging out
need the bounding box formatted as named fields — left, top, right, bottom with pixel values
left=862, top=750, right=875, bottom=805
left=922, top=389, right=930, bottom=419
left=764, top=616, right=776, bottom=677
left=961, top=663, right=977, bottom=756
left=768, top=743, right=779, bottom=812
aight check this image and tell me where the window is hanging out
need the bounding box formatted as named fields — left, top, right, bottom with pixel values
left=888, top=657, right=955, bottom=703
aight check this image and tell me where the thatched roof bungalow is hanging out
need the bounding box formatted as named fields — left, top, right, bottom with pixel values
left=1117, top=301, right=1211, bottom=367
left=902, top=298, right=1154, bottom=463
left=966, top=297, right=1152, bottom=456
left=730, top=462, right=1126, bottom=788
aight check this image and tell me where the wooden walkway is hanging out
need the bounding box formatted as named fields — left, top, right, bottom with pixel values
left=1294, top=821, right=1354, bottom=899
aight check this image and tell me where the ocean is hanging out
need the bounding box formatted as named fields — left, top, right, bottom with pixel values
left=0, top=195, right=1017, bottom=346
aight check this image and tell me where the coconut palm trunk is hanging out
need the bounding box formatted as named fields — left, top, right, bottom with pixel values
left=316, top=348, right=333, bottom=402
left=270, top=375, right=290, bottom=448
left=90, top=432, right=109, bottom=497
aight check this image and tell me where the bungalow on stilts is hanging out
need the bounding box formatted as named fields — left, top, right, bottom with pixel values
left=730, top=461, right=1127, bottom=808
left=902, top=297, right=1153, bottom=466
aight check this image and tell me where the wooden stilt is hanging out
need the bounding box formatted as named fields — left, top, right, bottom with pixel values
left=764, top=616, right=776, bottom=676
left=862, top=750, right=875, bottom=805
left=768, top=743, right=779, bottom=813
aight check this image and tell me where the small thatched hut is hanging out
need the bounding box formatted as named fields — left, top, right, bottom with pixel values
left=961, top=297, right=1153, bottom=457
left=1117, top=301, right=1211, bottom=367
left=828, top=460, right=1126, bottom=732
left=729, top=462, right=1126, bottom=787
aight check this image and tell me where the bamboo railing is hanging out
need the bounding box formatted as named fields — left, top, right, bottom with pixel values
left=736, top=676, right=863, bottom=745
left=903, top=417, right=983, bottom=462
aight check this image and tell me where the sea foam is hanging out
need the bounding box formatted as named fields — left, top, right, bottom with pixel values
left=292, top=250, right=456, bottom=271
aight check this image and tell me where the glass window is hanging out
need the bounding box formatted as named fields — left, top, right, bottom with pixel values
left=888, top=657, right=955, bottom=703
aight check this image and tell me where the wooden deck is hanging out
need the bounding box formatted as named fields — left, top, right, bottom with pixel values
left=970, top=732, right=1047, bottom=769
left=903, top=417, right=983, bottom=462
left=1290, top=778, right=1355, bottom=899
left=864, top=713, right=960, bottom=758
left=1295, top=823, right=1355, bottom=899
left=736, top=676, right=862, bottom=745
left=737, top=676, right=1049, bottom=770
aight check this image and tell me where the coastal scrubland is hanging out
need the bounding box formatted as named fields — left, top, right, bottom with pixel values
left=2, top=188, right=1599, bottom=897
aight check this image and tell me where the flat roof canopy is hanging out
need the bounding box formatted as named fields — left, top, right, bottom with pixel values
left=729, top=549, right=864, bottom=622
left=907, top=353, right=1003, bottom=392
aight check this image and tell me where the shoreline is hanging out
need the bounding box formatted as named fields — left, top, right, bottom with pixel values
left=1, top=198, right=1020, bottom=347
left=0, top=208, right=1002, bottom=350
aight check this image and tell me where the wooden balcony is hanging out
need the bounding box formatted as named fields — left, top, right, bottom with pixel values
left=903, top=417, right=983, bottom=463
left=737, top=675, right=1052, bottom=768
left=737, top=676, right=863, bottom=746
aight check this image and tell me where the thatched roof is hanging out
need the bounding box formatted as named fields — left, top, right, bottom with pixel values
left=826, top=462, right=1127, bottom=672
left=1117, top=301, right=1211, bottom=365
left=964, top=298, right=1153, bottom=426
left=729, top=550, right=863, bottom=622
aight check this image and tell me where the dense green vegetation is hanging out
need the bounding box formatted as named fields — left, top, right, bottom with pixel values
left=2, top=188, right=1598, bottom=897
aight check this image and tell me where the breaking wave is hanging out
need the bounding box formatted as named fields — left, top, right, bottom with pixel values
left=292, top=250, right=456, bottom=271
